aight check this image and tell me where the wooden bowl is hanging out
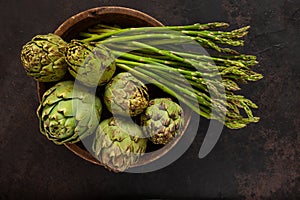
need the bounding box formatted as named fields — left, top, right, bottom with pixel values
left=37, top=6, right=192, bottom=171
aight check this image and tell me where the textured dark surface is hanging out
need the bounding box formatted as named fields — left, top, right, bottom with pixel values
left=0, top=0, right=299, bottom=199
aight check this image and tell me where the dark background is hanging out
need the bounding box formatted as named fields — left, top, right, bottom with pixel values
left=1, top=0, right=299, bottom=199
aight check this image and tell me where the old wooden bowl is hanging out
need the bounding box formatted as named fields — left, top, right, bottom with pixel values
left=37, top=6, right=192, bottom=171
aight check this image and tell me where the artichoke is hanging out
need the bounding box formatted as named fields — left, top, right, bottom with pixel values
left=92, top=117, right=147, bottom=172
left=65, top=40, right=116, bottom=87
left=37, top=81, right=102, bottom=145
left=20, top=33, right=68, bottom=82
left=141, top=98, right=184, bottom=145
left=104, top=72, right=149, bottom=117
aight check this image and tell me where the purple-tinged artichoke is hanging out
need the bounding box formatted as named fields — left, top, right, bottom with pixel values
left=141, top=98, right=184, bottom=145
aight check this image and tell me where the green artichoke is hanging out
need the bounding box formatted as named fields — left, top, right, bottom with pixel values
left=104, top=72, right=149, bottom=117
left=141, top=98, right=184, bottom=145
left=65, top=40, right=116, bottom=87
left=37, top=81, right=102, bottom=145
left=20, top=33, right=68, bottom=82
left=92, top=117, right=147, bottom=172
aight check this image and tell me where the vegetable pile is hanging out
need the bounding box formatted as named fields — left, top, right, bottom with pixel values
left=20, top=22, right=263, bottom=172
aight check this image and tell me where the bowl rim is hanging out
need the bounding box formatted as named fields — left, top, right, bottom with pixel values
left=54, top=6, right=164, bottom=36
left=37, top=6, right=193, bottom=171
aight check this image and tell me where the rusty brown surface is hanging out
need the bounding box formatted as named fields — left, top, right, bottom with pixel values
left=0, top=0, right=299, bottom=199
left=222, top=0, right=300, bottom=198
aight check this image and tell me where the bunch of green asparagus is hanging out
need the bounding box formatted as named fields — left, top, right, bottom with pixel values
left=78, top=22, right=263, bottom=129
